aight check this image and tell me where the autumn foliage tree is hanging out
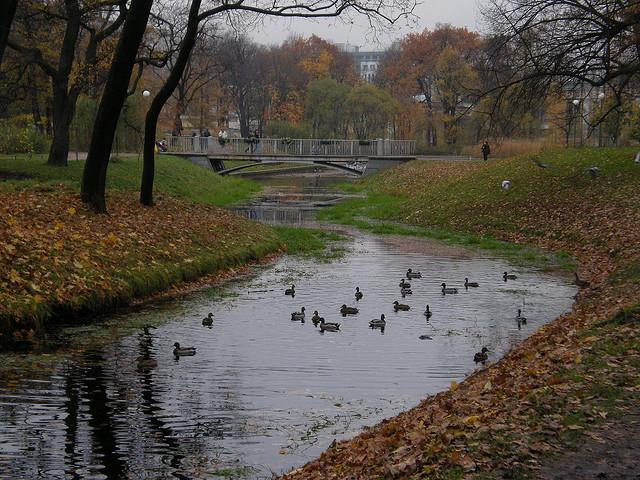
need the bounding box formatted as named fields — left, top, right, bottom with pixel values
left=377, top=25, right=483, bottom=147
left=7, top=0, right=127, bottom=166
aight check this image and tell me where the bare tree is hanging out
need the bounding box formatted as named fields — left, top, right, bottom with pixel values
left=483, top=0, right=640, bottom=130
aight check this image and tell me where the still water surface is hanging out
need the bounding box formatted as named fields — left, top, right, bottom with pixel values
left=0, top=173, right=575, bottom=479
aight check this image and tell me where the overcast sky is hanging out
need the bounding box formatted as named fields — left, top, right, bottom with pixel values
left=250, top=0, right=483, bottom=49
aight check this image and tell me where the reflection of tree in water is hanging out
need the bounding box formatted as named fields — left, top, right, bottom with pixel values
left=63, top=353, right=127, bottom=478
left=136, top=327, right=189, bottom=479
left=58, top=325, right=260, bottom=478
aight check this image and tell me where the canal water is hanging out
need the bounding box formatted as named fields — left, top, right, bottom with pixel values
left=0, top=172, right=575, bottom=479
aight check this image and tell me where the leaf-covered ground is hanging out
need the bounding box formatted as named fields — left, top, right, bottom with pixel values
left=283, top=148, right=640, bottom=479
left=0, top=187, right=280, bottom=342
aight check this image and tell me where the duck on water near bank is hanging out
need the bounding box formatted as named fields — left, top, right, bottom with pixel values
left=424, top=305, right=432, bottom=318
left=503, top=272, right=517, bottom=281
left=516, top=309, right=527, bottom=323
left=464, top=278, right=479, bottom=288
left=202, top=312, right=214, bottom=326
left=291, top=307, right=306, bottom=321
left=173, top=342, right=196, bottom=357
left=474, top=347, right=489, bottom=363
left=355, top=287, right=363, bottom=300
left=318, top=319, right=340, bottom=332
left=406, top=268, right=422, bottom=279
left=340, top=304, right=359, bottom=315
left=284, top=284, right=295, bottom=296
left=393, top=301, right=410, bottom=311
left=441, top=283, right=458, bottom=294
left=311, top=310, right=324, bottom=326
left=574, top=272, right=590, bottom=288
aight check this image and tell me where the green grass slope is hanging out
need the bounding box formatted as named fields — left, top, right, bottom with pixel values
left=0, top=154, right=260, bottom=206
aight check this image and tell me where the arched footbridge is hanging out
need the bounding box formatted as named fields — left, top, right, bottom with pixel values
left=162, top=137, right=416, bottom=176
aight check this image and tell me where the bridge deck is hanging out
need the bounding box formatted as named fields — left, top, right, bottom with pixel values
left=162, top=137, right=416, bottom=175
left=164, top=136, right=415, bottom=158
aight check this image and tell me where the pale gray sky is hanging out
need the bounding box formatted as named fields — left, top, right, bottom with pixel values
left=250, top=0, right=483, bottom=49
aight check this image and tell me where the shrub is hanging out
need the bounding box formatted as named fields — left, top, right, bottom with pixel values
left=0, top=119, right=50, bottom=154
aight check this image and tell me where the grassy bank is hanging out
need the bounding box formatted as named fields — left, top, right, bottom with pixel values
left=284, top=148, right=640, bottom=479
left=0, top=153, right=260, bottom=206
left=0, top=154, right=280, bottom=342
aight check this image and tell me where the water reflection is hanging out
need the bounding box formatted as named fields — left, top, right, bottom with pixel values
left=233, top=174, right=355, bottom=226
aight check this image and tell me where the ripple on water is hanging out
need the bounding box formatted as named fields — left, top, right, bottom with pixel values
left=0, top=231, right=575, bottom=479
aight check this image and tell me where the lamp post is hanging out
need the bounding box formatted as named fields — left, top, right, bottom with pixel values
left=572, top=99, right=580, bottom=147
left=597, top=91, right=605, bottom=147
left=141, top=90, right=151, bottom=156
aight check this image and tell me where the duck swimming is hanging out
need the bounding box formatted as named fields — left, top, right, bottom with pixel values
left=393, top=300, right=410, bottom=311
left=474, top=347, right=489, bottom=363
left=399, top=279, right=411, bottom=288
left=400, top=287, right=413, bottom=295
left=423, top=305, right=432, bottom=318
left=355, top=287, right=363, bottom=300
left=291, top=307, right=306, bottom=321
left=516, top=309, right=527, bottom=323
left=285, top=284, right=295, bottom=295
left=202, top=312, right=214, bottom=326
left=503, top=272, right=517, bottom=281
left=340, top=304, right=359, bottom=315
left=419, top=334, right=433, bottom=340
left=369, top=314, right=386, bottom=328
left=318, top=319, right=340, bottom=332
left=173, top=342, right=196, bottom=356
left=406, top=268, right=422, bottom=279
left=464, top=278, right=479, bottom=288
left=311, top=310, right=324, bottom=326
left=441, top=283, right=458, bottom=294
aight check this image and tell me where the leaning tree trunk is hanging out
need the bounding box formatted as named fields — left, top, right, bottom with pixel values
left=0, top=0, right=19, bottom=67
left=140, top=0, right=201, bottom=206
left=81, top=0, right=154, bottom=213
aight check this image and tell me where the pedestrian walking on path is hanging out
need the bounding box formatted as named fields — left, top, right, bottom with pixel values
left=481, top=140, right=491, bottom=161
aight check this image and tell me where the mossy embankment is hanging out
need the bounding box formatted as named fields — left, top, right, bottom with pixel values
left=284, top=148, right=640, bottom=479
left=0, top=154, right=281, bottom=342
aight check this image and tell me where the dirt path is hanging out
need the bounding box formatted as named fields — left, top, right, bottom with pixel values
left=537, top=409, right=640, bottom=480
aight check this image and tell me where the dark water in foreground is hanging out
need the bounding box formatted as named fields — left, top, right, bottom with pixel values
left=0, top=174, right=575, bottom=479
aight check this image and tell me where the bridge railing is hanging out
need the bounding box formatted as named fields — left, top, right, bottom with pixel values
left=164, top=136, right=415, bottom=157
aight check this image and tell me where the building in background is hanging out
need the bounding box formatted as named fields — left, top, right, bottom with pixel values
left=336, top=43, right=385, bottom=83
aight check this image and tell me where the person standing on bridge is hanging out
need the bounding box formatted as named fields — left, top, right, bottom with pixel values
left=253, top=129, right=261, bottom=153
left=481, top=140, right=491, bottom=161
left=218, top=129, right=228, bottom=147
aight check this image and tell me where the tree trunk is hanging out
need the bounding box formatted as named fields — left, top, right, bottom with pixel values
left=47, top=0, right=81, bottom=166
left=48, top=82, right=77, bottom=166
left=141, top=0, right=201, bottom=206
left=0, top=0, right=19, bottom=67
left=81, top=0, right=154, bottom=213
left=27, top=66, right=43, bottom=133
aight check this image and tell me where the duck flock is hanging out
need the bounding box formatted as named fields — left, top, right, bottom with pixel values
left=174, top=268, right=535, bottom=362
left=281, top=268, right=531, bottom=365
